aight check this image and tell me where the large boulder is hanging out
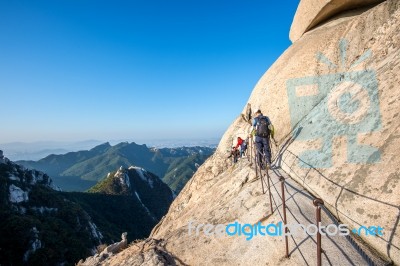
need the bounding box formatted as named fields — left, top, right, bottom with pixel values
left=248, top=0, right=400, bottom=262
left=289, top=0, right=386, bottom=42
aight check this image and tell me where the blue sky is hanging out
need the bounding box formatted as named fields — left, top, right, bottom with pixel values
left=0, top=0, right=298, bottom=143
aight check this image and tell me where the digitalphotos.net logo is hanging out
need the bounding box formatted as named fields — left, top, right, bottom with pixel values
left=188, top=220, right=384, bottom=241
left=286, top=39, right=382, bottom=168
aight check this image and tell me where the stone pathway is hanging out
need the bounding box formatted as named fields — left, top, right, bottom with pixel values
left=257, top=164, right=387, bottom=265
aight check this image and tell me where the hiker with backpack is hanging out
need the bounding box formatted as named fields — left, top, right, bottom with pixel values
left=252, top=110, right=274, bottom=169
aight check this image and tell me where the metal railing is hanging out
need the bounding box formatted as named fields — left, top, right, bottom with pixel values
left=313, top=198, right=324, bottom=266
left=253, top=137, right=274, bottom=215
left=247, top=138, right=378, bottom=265
left=252, top=138, right=289, bottom=257
left=280, top=176, right=289, bottom=258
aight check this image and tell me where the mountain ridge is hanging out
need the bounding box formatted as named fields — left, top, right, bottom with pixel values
left=0, top=156, right=103, bottom=265
left=17, top=142, right=215, bottom=193
left=0, top=154, right=174, bottom=265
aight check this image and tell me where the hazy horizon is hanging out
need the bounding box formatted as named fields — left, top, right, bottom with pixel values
left=0, top=137, right=220, bottom=161
left=0, top=137, right=220, bottom=146
left=0, top=1, right=297, bottom=144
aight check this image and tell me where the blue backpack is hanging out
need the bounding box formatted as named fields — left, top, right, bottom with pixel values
left=256, top=116, right=271, bottom=138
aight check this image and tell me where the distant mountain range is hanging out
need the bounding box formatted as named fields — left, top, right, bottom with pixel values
left=17, top=142, right=215, bottom=193
left=0, top=157, right=173, bottom=265
left=0, top=140, right=105, bottom=161
left=1, top=139, right=218, bottom=161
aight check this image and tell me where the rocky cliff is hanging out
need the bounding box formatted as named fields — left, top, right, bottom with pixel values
left=0, top=153, right=175, bottom=265
left=88, top=166, right=174, bottom=221
left=17, top=142, right=214, bottom=193
left=0, top=153, right=104, bottom=265
left=82, top=0, right=400, bottom=265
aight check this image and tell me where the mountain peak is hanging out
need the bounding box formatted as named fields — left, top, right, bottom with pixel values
left=89, top=142, right=111, bottom=153
left=88, top=165, right=173, bottom=220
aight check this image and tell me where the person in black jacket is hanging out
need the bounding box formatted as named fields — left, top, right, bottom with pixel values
left=252, top=110, right=272, bottom=169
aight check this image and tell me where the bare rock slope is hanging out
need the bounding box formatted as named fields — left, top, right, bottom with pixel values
left=289, top=0, right=386, bottom=42
left=88, top=0, right=400, bottom=265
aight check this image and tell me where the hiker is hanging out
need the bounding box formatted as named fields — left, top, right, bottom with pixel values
left=237, top=137, right=248, bottom=157
left=252, top=110, right=273, bottom=169
left=241, top=138, right=248, bottom=157
left=235, top=137, right=246, bottom=157
left=228, top=146, right=240, bottom=163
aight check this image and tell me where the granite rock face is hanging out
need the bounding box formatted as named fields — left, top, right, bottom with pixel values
left=78, top=238, right=178, bottom=266
left=289, top=0, right=386, bottom=42
left=77, top=233, right=128, bottom=266
left=249, top=0, right=400, bottom=262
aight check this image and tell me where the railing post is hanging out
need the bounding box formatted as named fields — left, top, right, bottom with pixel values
left=254, top=140, right=258, bottom=179
left=248, top=137, right=251, bottom=162
left=313, top=198, right=324, bottom=266
left=266, top=170, right=273, bottom=214
left=258, top=154, right=265, bottom=193
left=280, top=177, right=289, bottom=258
left=250, top=137, right=253, bottom=163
